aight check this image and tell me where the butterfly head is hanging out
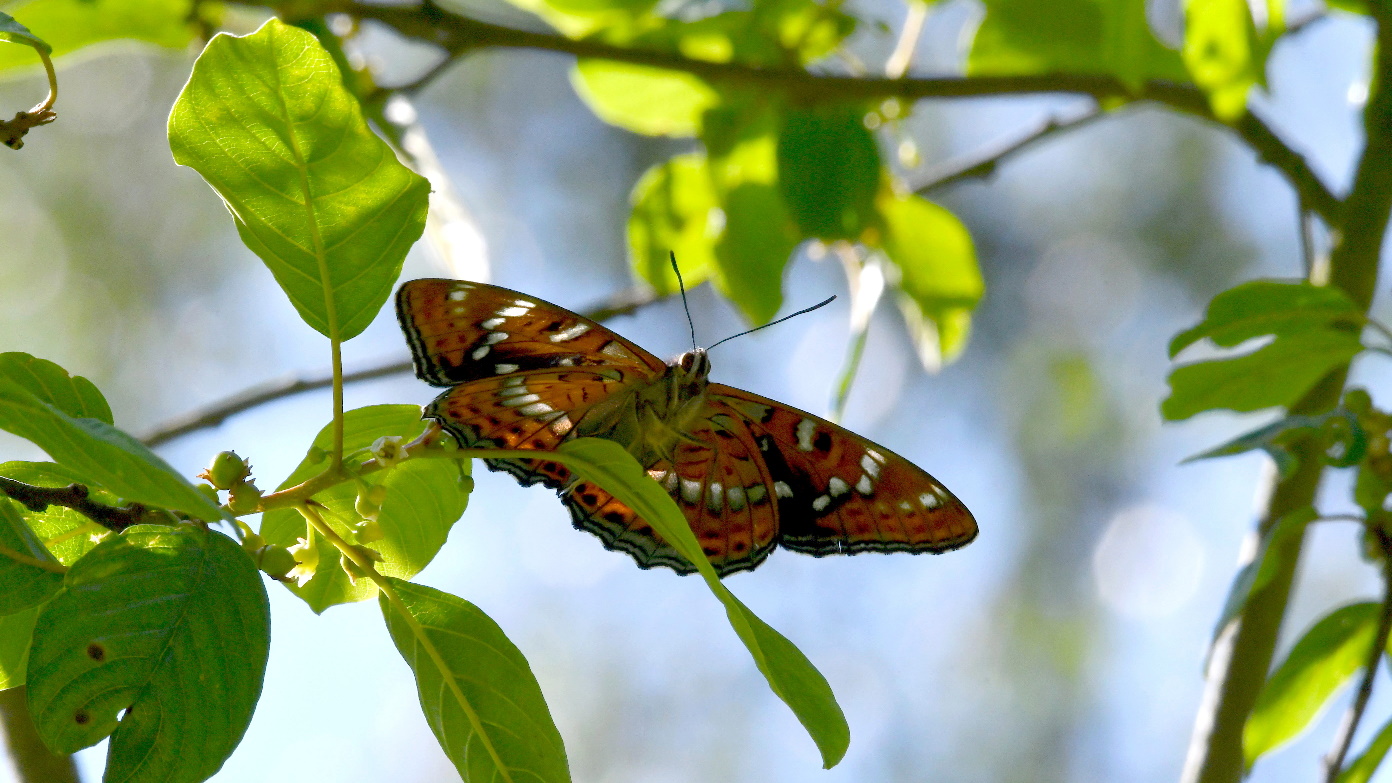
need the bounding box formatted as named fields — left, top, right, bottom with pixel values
left=672, top=348, right=712, bottom=394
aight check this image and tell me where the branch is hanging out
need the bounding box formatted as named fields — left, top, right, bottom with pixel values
left=1323, top=540, right=1392, bottom=782
left=335, top=0, right=1340, bottom=223
left=911, top=105, right=1105, bottom=194
left=0, top=476, right=148, bottom=532
left=140, top=285, right=666, bottom=447
left=1182, top=5, right=1392, bottom=781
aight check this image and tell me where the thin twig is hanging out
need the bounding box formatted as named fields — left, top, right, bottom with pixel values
left=911, top=105, right=1106, bottom=194
left=1323, top=536, right=1392, bottom=781
left=0, top=476, right=148, bottom=532
left=140, top=285, right=666, bottom=447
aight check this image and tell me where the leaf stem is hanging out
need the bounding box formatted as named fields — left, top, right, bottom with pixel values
left=296, top=503, right=516, bottom=783
left=0, top=542, right=64, bottom=574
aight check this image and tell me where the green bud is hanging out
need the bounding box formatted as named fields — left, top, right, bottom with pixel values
left=241, top=532, right=266, bottom=552
left=204, top=451, right=250, bottom=490
left=1345, top=388, right=1374, bottom=417
left=227, top=482, right=263, bottom=515
left=255, top=545, right=297, bottom=579
left=197, top=483, right=222, bottom=505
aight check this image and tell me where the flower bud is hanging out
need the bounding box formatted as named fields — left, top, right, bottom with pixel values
left=353, top=518, right=384, bottom=544
left=371, top=435, right=406, bottom=467
left=286, top=537, right=320, bottom=586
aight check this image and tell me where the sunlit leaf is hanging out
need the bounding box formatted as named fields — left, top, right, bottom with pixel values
left=0, top=605, right=39, bottom=690
left=168, top=19, right=430, bottom=341
left=0, top=10, right=51, bottom=54
left=1182, top=0, right=1273, bottom=120
left=1245, top=602, right=1380, bottom=766
left=715, top=182, right=799, bottom=324
left=0, top=377, right=223, bottom=520
left=1168, top=280, right=1361, bottom=358
left=1338, top=712, right=1392, bottom=783
left=0, top=462, right=108, bottom=566
left=628, top=152, right=720, bottom=291
left=0, top=0, right=195, bottom=71
left=1162, top=330, right=1362, bottom=420
left=0, top=352, right=111, bottom=424
left=27, top=525, right=269, bottom=782
left=260, top=405, right=473, bottom=613
left=572, top=60, right=720, bottom=137
left=876, top=193, right=982, bottom=367
left=0, top=500, right=62, bottom=615
left=968, top=0, right=1187, bottom=88
left=556, top=438, right=850, bottom=768
left=381, top=579, right=570, bottom=783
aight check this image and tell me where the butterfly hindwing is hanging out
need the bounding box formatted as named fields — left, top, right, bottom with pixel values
left=396, top=279, right=665, bottom=386
left=712, top=386, right=978, bottom=557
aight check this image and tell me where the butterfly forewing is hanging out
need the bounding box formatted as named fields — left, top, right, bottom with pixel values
left=396, top=279, right=665, bottom=386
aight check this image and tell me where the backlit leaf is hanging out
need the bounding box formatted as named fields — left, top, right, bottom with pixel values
left=0, top=352, right=111, bottom=424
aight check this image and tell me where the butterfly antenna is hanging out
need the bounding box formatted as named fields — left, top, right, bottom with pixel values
left=670, top=251, right=698, bottom=351
left=707, top=295, right=837, bottom=351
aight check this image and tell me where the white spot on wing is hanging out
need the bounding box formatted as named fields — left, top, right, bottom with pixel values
left=747, top=485, right=768, bottom=504
left=495, top=363, right=520, bottom=374
left=499, top=385, right=531, bottom=398
left=549, top=415, right=573, bottom=436
left=549, top=323, right=591, bottom=342
left=774, top=481, right=793, bottom=499
left=448, top=289, right=467, bottom=301
left=503, top=376, right=525, bottom=388
left=828, top=477, right=850, bottom=497
left=502, top=393, right=541, bottom=407
left=856, top=475, right=874, bottom=495
left=707, top=482, right=724, bottom=513
left=481, top=317, right=505, bottom=330
left=681, top=479, right=701, bottom=504
left=726, top=486, right=746, bottom=512
left=497, top=305, right=529, bottom=318
left=861, top=454, right=881, bottom=478
left=518, top=402, right=554, bottom=417
left=471, top=346, right=489, bottom=360
left=812, top=495, right=831, bottom=512
left=920, top=492, right=940, bottom=509
left=601, top=342, right=634, bottom=360
left=866, top=448, right=885, bottom=463
left=796, top=419, right=816, bottom=452
left=485, top=332, right=508, bottom=345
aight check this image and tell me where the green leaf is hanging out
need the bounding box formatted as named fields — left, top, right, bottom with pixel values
left=260, top=405, right=472, bottom=612
left=0, top=500, right=62, bottom=615
left=1162, top=330, right=1362, bottom=420
left=380, top=578, right=570, bottom=783
left=776, top=103, right=881, bottom=241
left=714, top=182, right=799, bottom=324
left=968, top=0, right=1187, bottom=88
left=628, top=153, right=719, bottom=292
left=876, top=193, right=982, bottom=367
left=0, top=377, right=223, bottom=520
left=1245, top=602, right=1380, bottom=766
left=0, top=352, right=112, bottom=424
left=0, top=10, right=51, bottom=54
left=1181, top=414, right=1325, bottom=477
left=1338, top=712, right=1392, bottom=783
left=1168, top=280, right=1361, bottom=358
left=27, top=525, right=270, bottom=782
left=0, top=605, right=39, bottom=690
left=1182, top=0, right=1273, bottom=120
left=168, top=18, right=430, bottom=341
left=1209, top=507, right=1313, bottom=649
left=572, top=60, right=720, bottom=137
left=0, top=462, right=109, bottom=566
left=0, top=0, right=193, bottom=70
left=555, top=438, right=850, bottom=768
left=1326, top=0, right=1369, bottom=14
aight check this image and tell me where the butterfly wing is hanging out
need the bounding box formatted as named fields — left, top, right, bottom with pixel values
left=710, top=385, right=978, bottom=558
left=396, top=278, right=666, bottom=386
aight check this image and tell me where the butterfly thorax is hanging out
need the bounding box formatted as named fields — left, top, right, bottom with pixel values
left=630, top=348, right=712, bottom=463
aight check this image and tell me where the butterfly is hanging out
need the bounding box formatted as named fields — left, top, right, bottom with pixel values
left=396, top=279, right=977, bottom=577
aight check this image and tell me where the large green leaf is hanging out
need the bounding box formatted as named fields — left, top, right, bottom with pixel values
left=555, top=438, right=850, bottom=768
left=776, top=103, right=880, bottom=241
left=168, top=19, right=429, bottom=341
left=1162, top=330, right=1362, bottom=420
left=27, top=525, right=270, bottom=783
left=572, top=61, right=719, bottom=137
left=1167, top=280, right=1361, bottom=358
left=0, top=461, right=110, bottom=566
left=876, top=193, right=982, bottom=367
left=381, top=579, right=570, bottom=783
left=715, top=182, right=800, bottom=324
left=0, top=352, right=111, bottom=424
left=0, top=0, right=192, bottom=71
left=1244, top=603, right=1380, bottom=766
left=0, top=377, right=223, bottom=520
left=628, top=152, right=720, bottom=292
left=0, top=500, right=62, bottom=615
left=968, top=0, right=1187, bottom=88
left=260, top=405, right=472, bottom=613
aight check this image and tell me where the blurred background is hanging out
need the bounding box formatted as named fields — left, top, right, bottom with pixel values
left=0, top=1, right=1387, bottom=781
